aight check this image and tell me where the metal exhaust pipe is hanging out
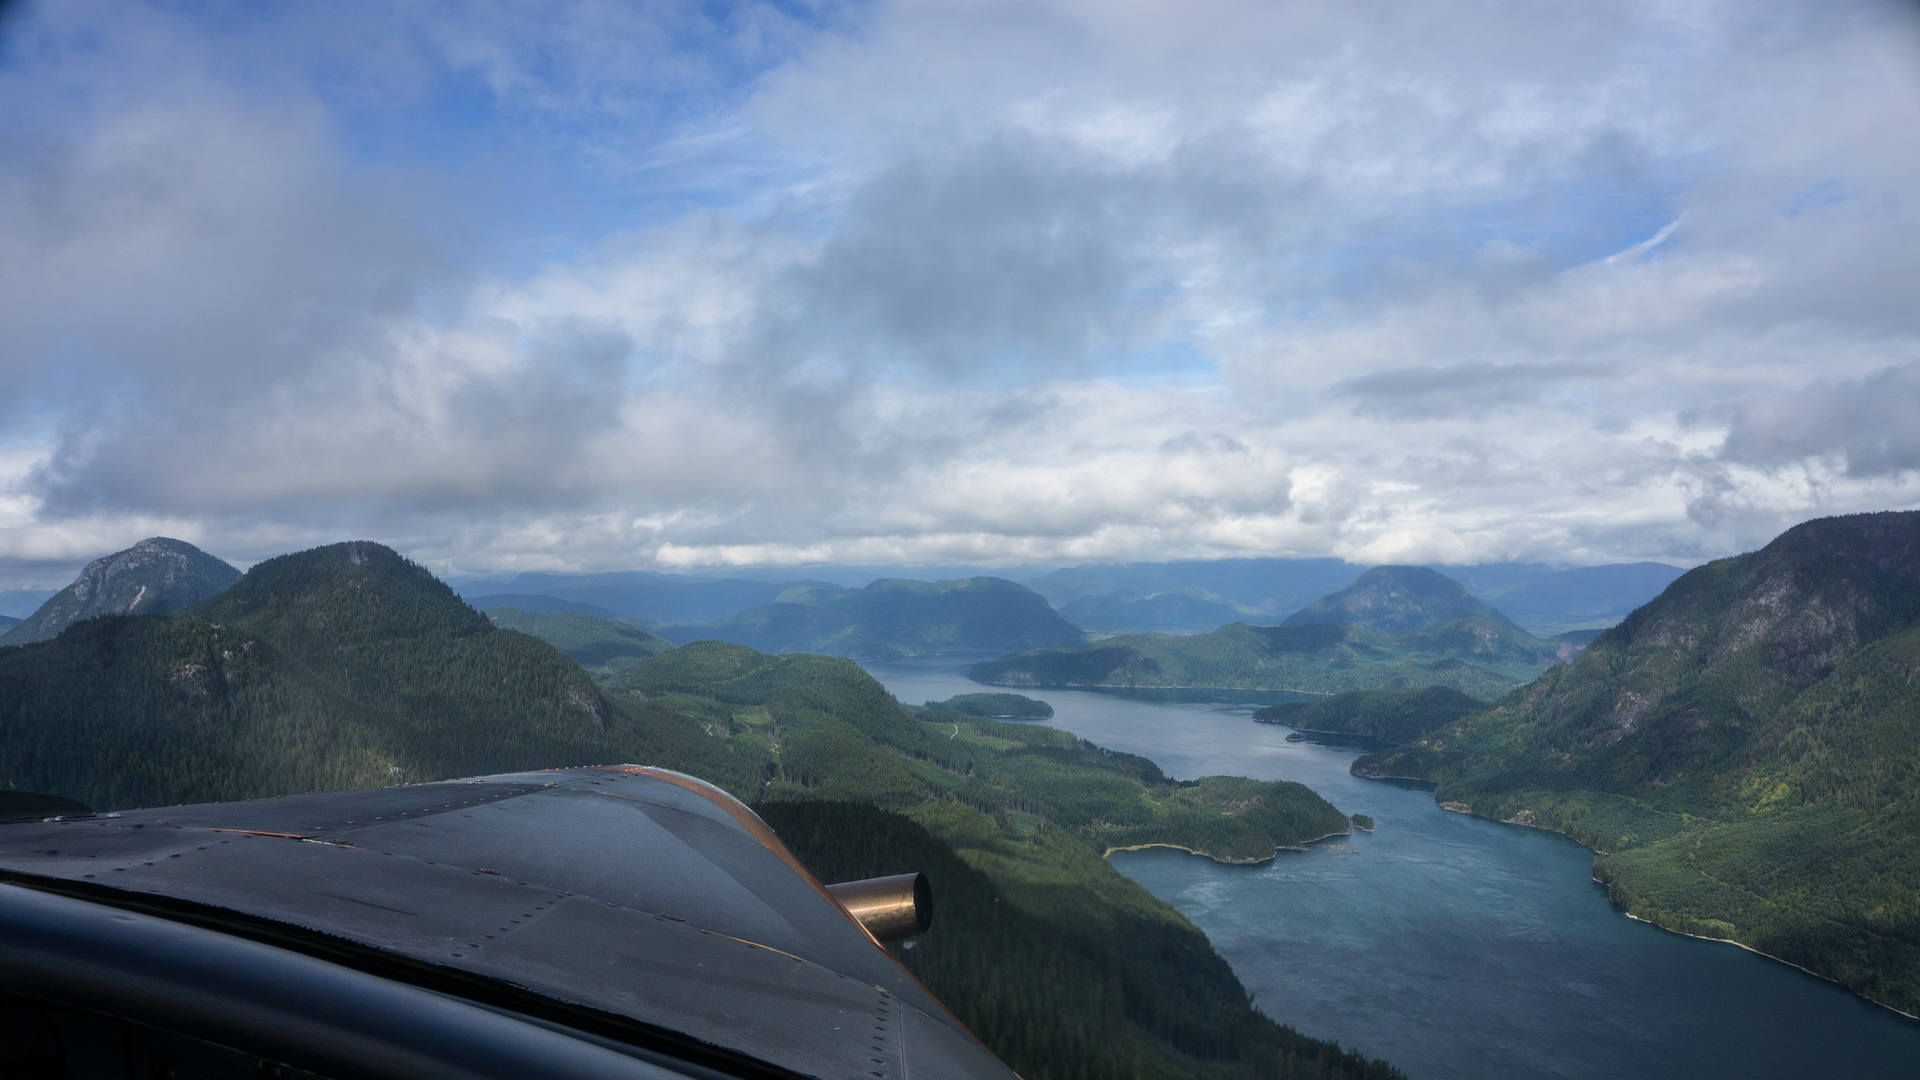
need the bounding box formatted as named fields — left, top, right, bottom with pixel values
left=825, top=872, right=932, bottom=944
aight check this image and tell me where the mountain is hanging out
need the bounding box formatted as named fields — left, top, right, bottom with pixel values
left=0, top=538, right=1395, bottom=1079
left=463, top=592, right=626, bottom=618
left=457, top=570, right=838, bottom=623
left=1056, top=587, right=1276, bottom=634
left=1028, top=557, right=1361, bottom=612
left=971, top=616, right=1561, bottom=699
left=1253, top=685, right=1484, bottom=744
left=657, top=577, right=1086, bottom=658
left=0, top=537, right=242, bottom=646
left=0, top=541, right=755, bottom=810
left=1453, top=561, right=1689, bottom=636
left=0, top=615, right=17, bottom=631
left=483, top=607, right=676, bottom=676
left=1354, top=511, right=1920, bottom=1016
left=1282, top=565, right=1523, bottom=633
left=0, top=589, right=56, bottom=619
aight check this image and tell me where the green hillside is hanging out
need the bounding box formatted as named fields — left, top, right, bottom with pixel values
left=1282, top=565, right=1523, bottom=633
left=0, top=542, right=757, bottom=809
left=1, top=536, right=242, bottom=646
left=1354, top=511, right=1920, bottom=1015
left=614, top=643, right=1384, bottom=1079
left=1254, top=685, right=1484, bottom=744
left=971, top=616, right=1560, bottom=698
left=658, top=576, right=1085, bottom=658
left=765, top=801, right=1398, bottom=1080
left=484, top=607, right=675, bottom=676
left=0, top=541, right=1392, bottom=1080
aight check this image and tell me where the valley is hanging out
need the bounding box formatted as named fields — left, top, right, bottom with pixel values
left=859, top=655, right=1920, bottom=1080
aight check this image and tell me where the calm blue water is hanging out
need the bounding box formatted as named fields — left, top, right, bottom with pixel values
left=859, top=655, right=1920, bottom=1080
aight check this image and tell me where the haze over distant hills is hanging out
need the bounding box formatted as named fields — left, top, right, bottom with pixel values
left=972, top=616, right=1562, bottom=699
left=0, top=590, right=55, bottom=620
left=1029, top=558, right=1361, bottom=613
left=440, top=557, right=1685, bottom=640
left=450, top=571, right=835, bottom=623
left=483, top=607, right=676, bottom=677
left=1283, top=566, right=1524, bottom=634
left=1055, top=587, right=1274, bottom=634
left=0, top=537, right=241, bottom=646
left=976, top=565, right=1569, bottom=696
left=657, top=577, right=1085, bottom=658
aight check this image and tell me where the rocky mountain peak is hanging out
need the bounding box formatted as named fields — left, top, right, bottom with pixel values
left=0, top=537, right=242, bottom=646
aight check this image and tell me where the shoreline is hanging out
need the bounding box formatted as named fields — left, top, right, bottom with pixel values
left=1102, top=828, right=1353, bottom=865
left=976, top=679, right=1332, bottom=694
left=1379, top=774, right=1920, bottom=1024
left=1616, top=908, right=1920, bottom=1022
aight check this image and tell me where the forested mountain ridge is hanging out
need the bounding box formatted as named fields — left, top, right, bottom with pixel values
left=972, top=615, right=1561, bottom=698
left=657, top=576, right=1085, bottom=657
left=0, top=536, right=242, bottom=645
left=0, top=542, right=749, bottom=810
left=1282, top=565, right=1524, bottom=633
left=1354, top=511, right=1920, bottom=1015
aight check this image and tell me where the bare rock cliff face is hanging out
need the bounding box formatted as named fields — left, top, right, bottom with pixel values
left=0, top=538, right=243, bottom=646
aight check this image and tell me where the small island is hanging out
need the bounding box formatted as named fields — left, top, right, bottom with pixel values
left=1351, top=813, right=1376, bottom=832
left=922, top=692, right=1054, bottom=718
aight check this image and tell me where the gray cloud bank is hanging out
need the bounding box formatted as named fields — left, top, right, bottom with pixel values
left=2, top=0, right=1918, bottom=583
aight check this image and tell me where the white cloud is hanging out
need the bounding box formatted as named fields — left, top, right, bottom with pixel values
left=1, top=0, right=1918, bottom=583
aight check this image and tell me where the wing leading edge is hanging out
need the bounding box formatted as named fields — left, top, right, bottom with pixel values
left=0, top=766, right=1016, bottom=1080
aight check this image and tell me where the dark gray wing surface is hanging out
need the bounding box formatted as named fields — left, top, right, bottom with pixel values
left=0, top=766, right=1013, bottom=1080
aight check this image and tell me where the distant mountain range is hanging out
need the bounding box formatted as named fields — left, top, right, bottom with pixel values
left=655, top=577, right=1085, bottom=658
left=1039, top=559, right=1684, bottom=635
left=452, top=571, right=839, bottom=623
left=464, top=592, right=628, bottom=619
left=972, top=567, right=1571, bottom=697
left=0, top=615, right=17, bottom=632
left=1355, top=511, right=1920, bottom=1017
left=0, top=589, right=55, bottom=620
left=1282, top=565, right=1525, bottom=633
left=429, top=556, right=1686, bottom=640
left=483, top=607, right=676, bottom=676
left=1029, top=558, right=1361, bottom=613
left=1055, top=587, right=1274, bottom=634
left=0, top=537, right=241, bottom=646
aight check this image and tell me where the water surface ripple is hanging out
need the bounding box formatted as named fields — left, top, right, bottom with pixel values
left=859, top=655, right=1920, bottom=1080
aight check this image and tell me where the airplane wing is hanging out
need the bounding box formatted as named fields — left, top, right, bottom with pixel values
left=0, top=766, right=1017, bottom=1080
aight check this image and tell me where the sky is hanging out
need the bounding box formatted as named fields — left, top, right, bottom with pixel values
left=3, top=0, right=1919, bottom=586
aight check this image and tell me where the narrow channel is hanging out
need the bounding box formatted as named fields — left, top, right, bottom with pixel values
left=858, top=655, right=1920, bottom=1080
